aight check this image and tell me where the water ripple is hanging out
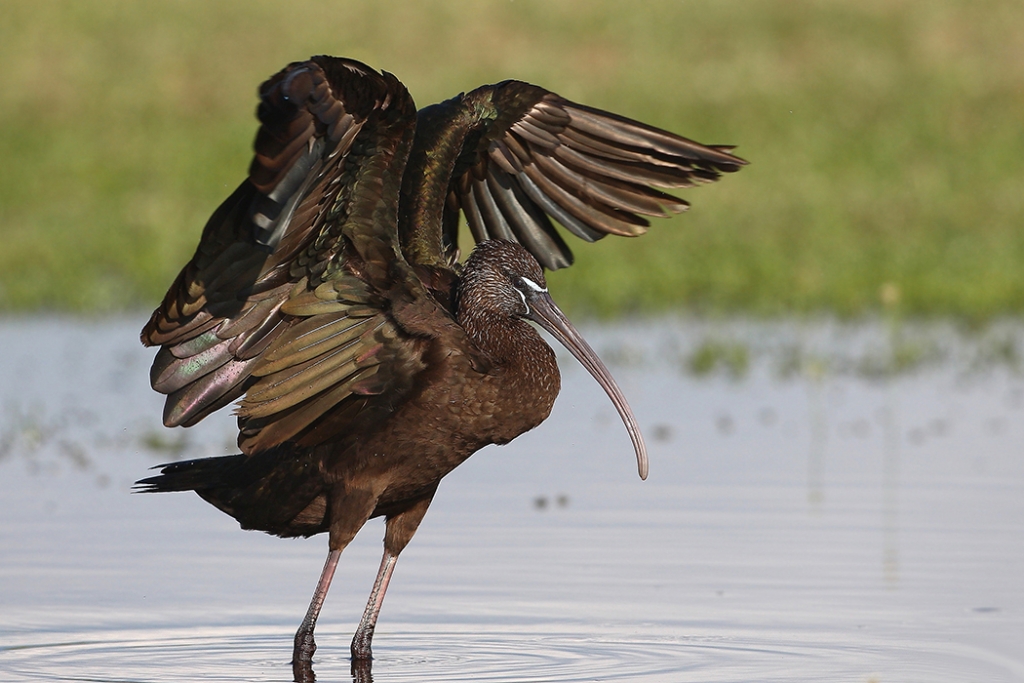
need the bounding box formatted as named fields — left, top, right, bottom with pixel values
left=4, top=623, right=1021, bottom=683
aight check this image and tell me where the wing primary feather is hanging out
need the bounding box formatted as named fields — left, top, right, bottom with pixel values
left=231, top=299, right=287, bottom=358
left=460, top=189, right=490, bottom=243
left=471, top=176, right=517, bottom=242
left=514, top=172, right=605, bottom=242
left=530, top=152, right=676, bottom=217
left=553, top=142, right=704, bottom=192
left=565, top=103, right=746, bottom=169
left=485, top=167, right=572, bottom=269
left=151, top=338, right=235, bottom=394
left=557, top=121, right=742, bottom=184
left=528, top=98, right=572, bottom=125
left=520, top=112, right=565, bottom=136
left=249, top=120, right=317, bottom=191
left=217, top=294, right=281, bottom=341
left=487, top=141, right=523, bottom=174
left=145, top=311, right=218, bottom=348
left=163, top=358, right=254, bottom=427
left=556, top=126, right=641, bottom=162
left=502, top=133, right=534, bottom=164
left=167, top=328, right=224, bottom=360
left=521, top=163, right=649, bottom=237
left=524, top=100, right=573, bottom=126
left=509, top=120, right=559, bottom=149
left=254, top=143, right=333, bottom=250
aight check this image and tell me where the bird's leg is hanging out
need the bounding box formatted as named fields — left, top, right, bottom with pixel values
left=350, top=547, right=398, bottom=661
left=294, top=549, right=341, bottom=666
left=294, top=485, right=380, bottom=675
left=350, top=490, right=436, bottom=662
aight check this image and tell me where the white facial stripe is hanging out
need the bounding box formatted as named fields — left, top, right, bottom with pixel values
left=514, top=286, right=530, bottom=315
left=519, top=277, right=547, bottom=293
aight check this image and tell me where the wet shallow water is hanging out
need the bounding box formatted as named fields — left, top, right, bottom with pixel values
left=1, top=317, right=1023, bottom=682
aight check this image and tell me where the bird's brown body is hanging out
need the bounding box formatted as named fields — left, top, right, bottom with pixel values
left=308, top=289, right=561, bottom=542
left=136, top=55, right=744, bottom=676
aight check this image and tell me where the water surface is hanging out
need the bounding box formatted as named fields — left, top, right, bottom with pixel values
left=1, top=317, right=1022, bottom=682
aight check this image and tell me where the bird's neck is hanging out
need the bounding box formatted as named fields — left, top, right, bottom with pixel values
left=458, top=308, right=543, bottom=365
left=455, top=304, right=561, bottom=444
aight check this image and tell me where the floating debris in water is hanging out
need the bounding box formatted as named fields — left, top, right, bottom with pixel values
left=533, top=494, right=571, bottom=510
left=652, top=424, right=673, bottom=442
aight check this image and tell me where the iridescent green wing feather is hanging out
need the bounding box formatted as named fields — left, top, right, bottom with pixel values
left=405, top=81, right=748, bottom=271
left=143, top=57, right=424, bottom=453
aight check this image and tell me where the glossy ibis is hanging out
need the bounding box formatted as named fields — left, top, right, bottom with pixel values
left=135, top=55, right=745, bottom=671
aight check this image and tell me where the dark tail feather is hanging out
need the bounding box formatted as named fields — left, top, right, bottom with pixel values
left=133, top=444, right=328, bottom=538
left=134, top=454, right=249, bottom=493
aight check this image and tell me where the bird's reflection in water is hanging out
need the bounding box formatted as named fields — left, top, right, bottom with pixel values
left=291, top=655, right=376, bottom=683
left=293, top=656, right=315, bottom=683
left=350, top=658, right=373, bottom=683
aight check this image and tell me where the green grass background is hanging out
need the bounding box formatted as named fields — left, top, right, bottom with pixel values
left=1, top=1, right=1021, bottom=319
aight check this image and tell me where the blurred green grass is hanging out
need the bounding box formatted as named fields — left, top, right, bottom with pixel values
left=1, top=1, right=1021, bottom=319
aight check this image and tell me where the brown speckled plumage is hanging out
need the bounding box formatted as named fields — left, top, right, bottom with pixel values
left=135, top=55, right=744, bottom=673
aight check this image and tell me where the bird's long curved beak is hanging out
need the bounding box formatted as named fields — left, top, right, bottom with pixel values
left=526, top=292, right=649, bottom=480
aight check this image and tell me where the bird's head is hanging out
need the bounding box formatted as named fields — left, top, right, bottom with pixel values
left=460, top=240, right=648, bottom=480
left=459, top=239, right=548, bottom=321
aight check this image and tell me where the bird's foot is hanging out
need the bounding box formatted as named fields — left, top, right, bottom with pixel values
left=350, top=626, right=374, bottom=662
left=292, top=631, right=317, bottom=683
left=293, top=628, right=317, bottom=663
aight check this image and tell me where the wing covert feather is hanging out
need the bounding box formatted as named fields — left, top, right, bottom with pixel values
left=443, top=82, right=748, bottom=269
left=142, top=57, right=423, bottom=448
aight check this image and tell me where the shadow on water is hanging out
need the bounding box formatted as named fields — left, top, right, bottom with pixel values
left=2, top=317, right=1024, bottom=682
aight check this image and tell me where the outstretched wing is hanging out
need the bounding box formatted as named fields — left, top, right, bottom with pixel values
left=435, top=81, right=747, bottom=270
left=142, top=56, right=423, bottom=454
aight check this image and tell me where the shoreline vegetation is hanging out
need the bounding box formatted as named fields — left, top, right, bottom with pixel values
left=1, top=2, right=1021, bottom=320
